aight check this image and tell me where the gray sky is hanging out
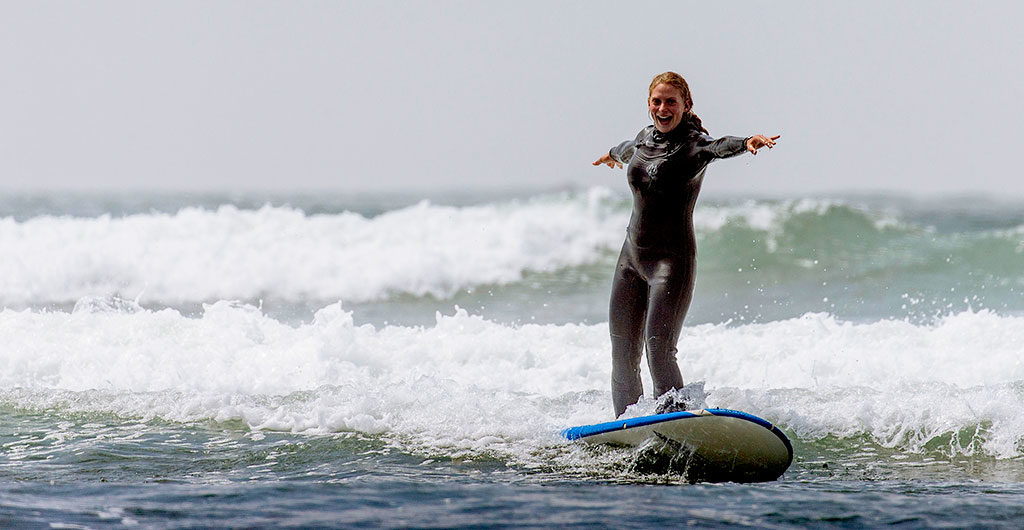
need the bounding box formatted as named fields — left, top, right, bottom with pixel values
left=2, top=1, right=1022, bottom=196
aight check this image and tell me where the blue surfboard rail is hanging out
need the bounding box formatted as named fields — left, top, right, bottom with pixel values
left=562, top=408, right=793, bottom=460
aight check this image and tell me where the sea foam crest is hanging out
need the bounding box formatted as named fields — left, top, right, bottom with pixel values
left=694, top=198, right=904, bottom=253
left=0, top=188, right=626, bottom=305
left=1, top=302, right=1023, bottom=459
left=4, top=190, right=1016, bottom=307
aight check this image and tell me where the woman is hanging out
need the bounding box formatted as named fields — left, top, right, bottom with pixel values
left=593, top=72, right=779, bottom=417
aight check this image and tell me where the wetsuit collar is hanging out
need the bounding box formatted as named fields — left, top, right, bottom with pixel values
left=652, top=122, right=697, bottom=142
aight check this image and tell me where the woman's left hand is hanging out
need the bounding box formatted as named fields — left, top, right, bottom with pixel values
left=746, top=134, right=780, bottom=155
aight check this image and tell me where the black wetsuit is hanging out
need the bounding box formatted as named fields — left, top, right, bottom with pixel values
left=607, top=123, right=748, bottom=416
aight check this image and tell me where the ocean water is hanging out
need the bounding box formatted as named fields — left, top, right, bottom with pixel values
left=2, top=188, right=1023, bottom=527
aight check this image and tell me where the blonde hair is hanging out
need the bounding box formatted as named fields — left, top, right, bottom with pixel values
left=648, top=72, right=707, bottom=134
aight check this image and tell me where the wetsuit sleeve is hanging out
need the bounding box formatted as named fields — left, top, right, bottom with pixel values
left=608, top=129, right=648, bottom=164
left=696, top=133, right=749, bottom=160
left=609, top=140, right=636, bottom=164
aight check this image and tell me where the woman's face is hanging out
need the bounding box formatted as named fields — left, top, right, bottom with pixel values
left=648, top=83, right=689, bottom=133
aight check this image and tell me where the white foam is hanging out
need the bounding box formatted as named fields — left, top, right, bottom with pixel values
left=0, top=190, right=912, bottom=306
left=0, top=188, right=626, bottom=305
left=2, top=302, right=1023, bottom=459
left=692, top=198, right=857, bottom=232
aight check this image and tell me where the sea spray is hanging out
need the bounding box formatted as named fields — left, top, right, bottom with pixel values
left=0, top=189, right=626, bottom=306
left=4, top=189, right=1024, bottom=526
left=2, top=300, right=1023, bottom=461
left=2, top=191, right=1021, bottom=323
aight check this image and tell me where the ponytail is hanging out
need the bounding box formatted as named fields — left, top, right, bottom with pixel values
left=684, top=111, right=709, bottom=135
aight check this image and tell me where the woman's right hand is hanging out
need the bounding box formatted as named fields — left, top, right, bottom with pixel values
left=592, top=152, right=622, bottom=169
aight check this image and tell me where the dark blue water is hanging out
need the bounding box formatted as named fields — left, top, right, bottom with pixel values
left=5, top=410, right=1024, bottom=527
left=8, top=479, right=1024, bottom=528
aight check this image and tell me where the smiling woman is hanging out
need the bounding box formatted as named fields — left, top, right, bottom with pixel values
left=593, top=71, right=779, bottom=417
left=647, top=72, right=702, bottom=134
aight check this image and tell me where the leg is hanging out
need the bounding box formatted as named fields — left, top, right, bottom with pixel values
left=643, top=256, right=695, bottom=399
left=609, top=244, right=649, bottom=417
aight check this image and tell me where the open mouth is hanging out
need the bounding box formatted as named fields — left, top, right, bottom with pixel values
left=656, top=115, right=673, bottom=126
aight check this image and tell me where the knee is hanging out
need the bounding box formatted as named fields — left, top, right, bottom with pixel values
left=611, top=365, right=641, bottom=383
left=610, top=333, right=642, bottom=352
left=645, top=335, right=678, bottom=360
left=610, top=335, right=642, bottom=367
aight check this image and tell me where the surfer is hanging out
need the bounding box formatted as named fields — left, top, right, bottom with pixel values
left=593, top=71, right=779, bottom=417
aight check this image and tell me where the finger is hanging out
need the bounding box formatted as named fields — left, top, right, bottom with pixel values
left=770, top=135, right=780, bottom=140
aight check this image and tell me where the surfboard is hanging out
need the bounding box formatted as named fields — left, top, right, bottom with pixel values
left=562, top=408, right=793, bottom=483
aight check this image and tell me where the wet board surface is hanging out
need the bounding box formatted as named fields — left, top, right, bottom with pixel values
left=562, top=408, right=793, bottom=483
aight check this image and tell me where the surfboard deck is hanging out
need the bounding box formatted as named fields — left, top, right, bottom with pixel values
left=562, top=408, right=793, bottom=483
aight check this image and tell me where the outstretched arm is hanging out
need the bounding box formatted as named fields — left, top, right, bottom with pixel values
left=698, top=133, right=781, bottom=160
left=745, top=134, right=780, bottom=155
left=593, top=134, right=643, bottom=169
left=592, top=152, right=622, bottom=169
